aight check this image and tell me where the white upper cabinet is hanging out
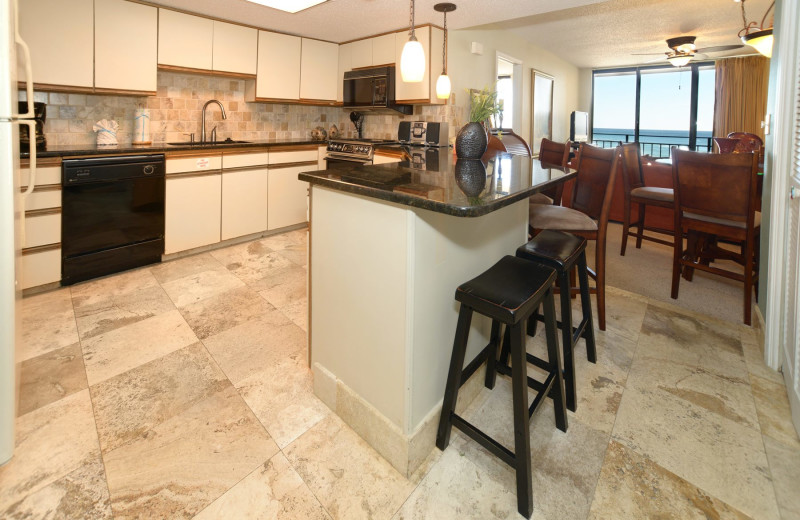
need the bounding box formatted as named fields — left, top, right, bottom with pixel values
left=350, top=39, right=372, bottom=69
left=394, top=26, right=444, bottom=104
left=337, top=43, right=353, bottom=102
left=95, top=0, right=157, bottom=92
left=372, top=33, right=396, bottom=66
left=212, top=21, right=257, bottom=75
left=255, top=31, right=301, bottom=100
left=158, top=9, right=213, bottom=70
left=18, top=0, right=94, bottom=88
left=300, top=39, right=338, bottom=101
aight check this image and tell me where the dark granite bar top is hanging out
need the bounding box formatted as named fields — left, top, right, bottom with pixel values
left=299, top=148, right=576, bottom=218
left=23, top=138, right=328, bottom=159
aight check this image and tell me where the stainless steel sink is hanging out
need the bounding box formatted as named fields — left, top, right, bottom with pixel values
left=166, top=140, right=251, bottom=146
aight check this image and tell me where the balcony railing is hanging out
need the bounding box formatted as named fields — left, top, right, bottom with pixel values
left=591, top=134, right=714, bottom=158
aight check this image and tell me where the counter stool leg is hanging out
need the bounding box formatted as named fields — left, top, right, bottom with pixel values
left=558, top=268, right=577, bottom=412
left=526, top=304, right=540, bottom=337
left=577, top=252, right=597, bottom=363
left=484, top=320, right=502, bottom=390
left=436, top=305, right=473, bottom=451
left=509, top=320, right=533, bottom=519
left=543, top=288, right=568, bottom=433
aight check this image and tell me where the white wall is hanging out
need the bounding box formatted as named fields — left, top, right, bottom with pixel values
left=447, top=28, right=581, bottom=146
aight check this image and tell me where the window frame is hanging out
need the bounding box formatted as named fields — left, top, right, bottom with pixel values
left=591, top=61, right=715, bottom=152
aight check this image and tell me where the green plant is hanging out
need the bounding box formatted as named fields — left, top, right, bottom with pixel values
left=468, top=86, right=501, bottom=123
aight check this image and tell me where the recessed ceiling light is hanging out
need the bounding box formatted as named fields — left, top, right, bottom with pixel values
left=244, top=0, right=327, bottom=14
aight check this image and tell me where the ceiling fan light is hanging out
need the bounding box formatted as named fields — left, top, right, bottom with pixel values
left=742, top=28, right=773, bottom=58
left=668, top=55, right=692, bottom=67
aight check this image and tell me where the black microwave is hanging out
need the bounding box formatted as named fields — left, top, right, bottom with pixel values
left=343, top=66, right=413, bottom=115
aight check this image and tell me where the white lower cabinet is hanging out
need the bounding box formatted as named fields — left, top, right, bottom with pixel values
left=165, top=173, right=222, bottom=254
left=21, top=247, right=61, bottom=290
left=221, top=168, right=269, bottom=240
left=268, top=164, right=315, bottom=230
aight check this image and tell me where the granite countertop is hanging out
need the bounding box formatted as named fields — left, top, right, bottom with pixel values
left=299, top=148, right=577, bottom=218
left=23, top=138, right=329, bottom=159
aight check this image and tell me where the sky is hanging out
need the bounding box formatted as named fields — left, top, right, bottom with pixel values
left=593, top=68, right=715, bottom=133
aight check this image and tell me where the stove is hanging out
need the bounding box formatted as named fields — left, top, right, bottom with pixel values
left=325, top=138, right=399, bottom=164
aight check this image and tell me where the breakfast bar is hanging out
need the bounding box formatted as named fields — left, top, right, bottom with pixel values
left=299, top=152, right=575, bottom=476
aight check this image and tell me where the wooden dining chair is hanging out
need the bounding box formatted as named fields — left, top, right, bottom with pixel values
left=529, top=143, right=620, bottom=330
left=619, top=143, right=675, bottom=255
left=670, top=148, right=761, bottom=325
left=531, top=138, right=572, bottom=206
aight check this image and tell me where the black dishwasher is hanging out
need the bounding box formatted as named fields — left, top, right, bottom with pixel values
left=61, top=154, right=165, bottom=285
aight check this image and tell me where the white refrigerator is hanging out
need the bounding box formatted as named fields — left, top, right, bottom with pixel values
left=1, top=0, right=37, bottom=465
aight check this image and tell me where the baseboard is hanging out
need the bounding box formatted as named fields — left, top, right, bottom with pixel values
left=753, top=304, right=766, bottom=351
left=312, top=360, right=487, bottom=477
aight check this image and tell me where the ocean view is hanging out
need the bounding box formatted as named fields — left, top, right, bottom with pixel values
left=591, top=128, right=714, bottom=156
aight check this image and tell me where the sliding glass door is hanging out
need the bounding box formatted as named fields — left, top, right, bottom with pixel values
left=592, top=63, right=715, bottom=158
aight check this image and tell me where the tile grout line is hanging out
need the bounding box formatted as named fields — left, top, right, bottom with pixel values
left=68, top=283, right=118, bottom=520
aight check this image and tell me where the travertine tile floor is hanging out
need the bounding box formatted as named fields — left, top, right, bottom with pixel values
left=2, top=228, right=799, bottom=519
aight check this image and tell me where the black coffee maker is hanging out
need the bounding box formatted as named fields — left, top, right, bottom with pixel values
left=18, top=101, right=47, bottom=152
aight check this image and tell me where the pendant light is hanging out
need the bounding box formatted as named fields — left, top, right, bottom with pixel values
left=400, top=0, right=425, bottom=83
left=434, top=3, right=456, bottom=99
left=736, top=0, right=775, bottom=58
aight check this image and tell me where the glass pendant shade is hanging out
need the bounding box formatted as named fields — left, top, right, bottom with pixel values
left=668, top=55, right=692, bottom=67
left=401, top=38, right=426, bottom=82
left=742, top=29, right=773, bottom=58
left=436, top=74, right=451, bottom=99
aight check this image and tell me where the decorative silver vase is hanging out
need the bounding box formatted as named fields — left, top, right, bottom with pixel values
left=456, top=122, right=488, bottom=159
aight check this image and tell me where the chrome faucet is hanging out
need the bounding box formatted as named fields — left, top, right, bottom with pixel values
left=201, top=100, right=226, bottom=142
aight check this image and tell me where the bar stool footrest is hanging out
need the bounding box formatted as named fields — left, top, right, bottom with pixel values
left=531, top=312, right=593, bottom=347
left=460, top=343, right=495, bottom=387
left=450, top=413, right=516, bottom=467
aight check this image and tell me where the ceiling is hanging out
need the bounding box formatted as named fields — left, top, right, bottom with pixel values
left=149, top=0, right=774, bottom=69
left=148, top=0, right=607, bottom=43
left=478, top=0, right=774, bottom=69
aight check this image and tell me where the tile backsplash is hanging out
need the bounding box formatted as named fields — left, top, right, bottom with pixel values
left=22, top=71, right=464, bottom=147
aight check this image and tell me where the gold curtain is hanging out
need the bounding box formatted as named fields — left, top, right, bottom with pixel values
left=713, top=55, right=770, bottom=139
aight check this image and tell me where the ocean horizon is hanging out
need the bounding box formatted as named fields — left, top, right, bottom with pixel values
left=591, top=128, right=714, bottom=155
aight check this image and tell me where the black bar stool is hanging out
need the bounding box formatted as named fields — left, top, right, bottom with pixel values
left=436, top=255, right=567, bottom=519
left=514, top=230, right=597, bottom=412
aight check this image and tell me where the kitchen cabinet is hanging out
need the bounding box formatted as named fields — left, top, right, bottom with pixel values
left=95, top=0, right=157, bottom=93
left=268, top=164, right=314, bottom=230
left=20, top=161, right=61, bottom=290
left=268, top=148, right=317, bottom=230
left=350, top=39, right=372, bottom=69
left=300, top=39, right=338, bottom=102
left=165, top=173, right=222, bottom=254
left=394, top=26, right=445, bottom=104
left=372, top=33, right=397, bottom=66
left=212, top=21, right=258, bottom=75
left=165, top=154, right=223, bottom=254
left=18, top=0, right=94, bottom=89
left=337, top=43, right=352, bottom=102
left=221, top=153, right=269, bottom=240
left=158, top=9, right=214, bottom=71
left=253, top=31, right=302, bottom=100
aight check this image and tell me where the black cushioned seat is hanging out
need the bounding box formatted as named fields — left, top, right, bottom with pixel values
left=516, top=229, right=586, bottom=270
left=437, top=255, right=567, bottom=519
left=515, top=230, right=597, bottom=413
left=455, top=255, right=556, bottom=324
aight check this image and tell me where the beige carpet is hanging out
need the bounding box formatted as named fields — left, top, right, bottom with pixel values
left=586, top=222, right=753, bottom=325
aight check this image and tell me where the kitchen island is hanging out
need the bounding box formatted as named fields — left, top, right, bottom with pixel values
left=299, top=151, right=575, bottom=477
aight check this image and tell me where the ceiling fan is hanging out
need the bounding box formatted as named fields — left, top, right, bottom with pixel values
left=633, top=36, right=744, bottom=67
